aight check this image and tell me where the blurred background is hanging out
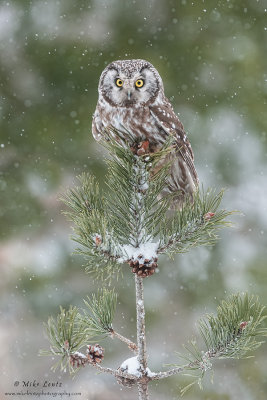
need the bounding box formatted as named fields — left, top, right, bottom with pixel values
left=0, top=0, right=267, bottom=399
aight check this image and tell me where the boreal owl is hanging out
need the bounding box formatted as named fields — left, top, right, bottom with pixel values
left=92, top=59, right=198, bottom=207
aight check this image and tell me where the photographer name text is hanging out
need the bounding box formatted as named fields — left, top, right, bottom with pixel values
left=20, top=380, right=62, bottom=388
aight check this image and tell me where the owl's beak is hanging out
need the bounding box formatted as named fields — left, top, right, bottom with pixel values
left=127, top=90, right=132, bottom=100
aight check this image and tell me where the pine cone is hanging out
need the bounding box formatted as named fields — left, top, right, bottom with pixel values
left=87, top=344, right=104, bottom=364
left=116, top=367, right=136, bottom=388
left=70, top=352, right=88, bottom=368
left=129, top=257, right=158, bottom=278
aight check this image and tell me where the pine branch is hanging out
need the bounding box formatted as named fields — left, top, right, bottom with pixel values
left=61, top=173, right=123, bottom=280
left=40, top=289, right=138, bottom=374
left=61, top=128, right=233, bottom=281
left=158, top=188, right=233, bottom=256
left=170, top=293, right=267, bottom=394
left=103, top=131, right=173, bottom=248
left=198, top=293, right=267, bottom=360
left=40, top=306, right=88, bottom=372
left=80, top=288, right=137, bottom=351
left=61, top=131, right=172, bottom=279
left=69, top=349, right=141, bottom=382
left=80, top=288, right=117, bottom=337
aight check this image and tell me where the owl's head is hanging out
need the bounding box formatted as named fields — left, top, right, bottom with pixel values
left=98, top=59, right=164, bottom=107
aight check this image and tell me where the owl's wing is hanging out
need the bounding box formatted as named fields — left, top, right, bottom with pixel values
left=92, top=106, right=104, bottom=141
left=149, top=102, right=198, bottom=185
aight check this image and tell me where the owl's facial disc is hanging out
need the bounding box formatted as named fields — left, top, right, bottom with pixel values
left=100, top=65, right=160, bottom=107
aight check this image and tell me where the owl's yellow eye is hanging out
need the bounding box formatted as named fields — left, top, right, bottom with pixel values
left=116, top=78, right=123, bottom=87
left=135, top=79, right=144, bottom=88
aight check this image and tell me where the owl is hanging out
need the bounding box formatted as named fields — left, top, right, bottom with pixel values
left=92, top=59, right=198, bottom=207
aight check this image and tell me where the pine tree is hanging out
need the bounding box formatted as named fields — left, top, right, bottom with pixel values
left=40, top=129, right=267, bottom=399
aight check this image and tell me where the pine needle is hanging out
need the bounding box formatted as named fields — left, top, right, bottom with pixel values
left=80, top=288, right=118, bottom=338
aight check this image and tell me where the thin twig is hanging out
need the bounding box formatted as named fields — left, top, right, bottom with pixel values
left=91, top=361, right=138, bottom=380
left=149, top=348, right=221, bottom=381
left=110, top=329, right=138, bottom=353
left=150, top=367, right=185, bottom=380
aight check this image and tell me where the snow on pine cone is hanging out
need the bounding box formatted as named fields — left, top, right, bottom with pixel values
left=87, top=344, right=104, bottom=364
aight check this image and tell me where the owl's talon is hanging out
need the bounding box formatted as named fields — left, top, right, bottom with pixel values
left=137, top=140, right=150, bottom=155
